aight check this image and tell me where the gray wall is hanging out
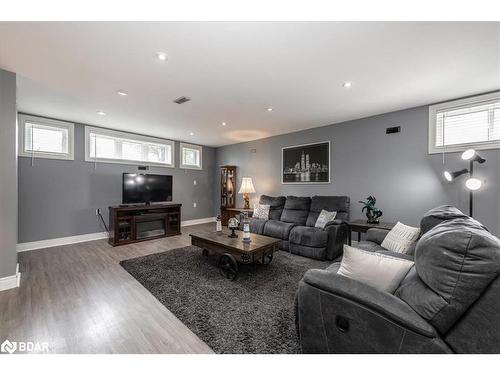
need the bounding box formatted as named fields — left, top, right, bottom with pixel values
left=215, top=105, right=500, bottom=236
left=18, top=121, right=216, bottom=243
left=0, top=69, right=18, bottom=278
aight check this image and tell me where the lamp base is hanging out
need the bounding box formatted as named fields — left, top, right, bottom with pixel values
left=243, top=193, right=250, bottom=209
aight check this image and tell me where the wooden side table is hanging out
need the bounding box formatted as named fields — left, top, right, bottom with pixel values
left=348, top=219, right=395, bottom=245
left=220, top=207, right=253, bottom=226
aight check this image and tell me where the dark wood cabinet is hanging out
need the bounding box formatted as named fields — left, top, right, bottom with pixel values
left=220, top=165, right=236, bottom=209
left=108, top=203, right=181, bottom=246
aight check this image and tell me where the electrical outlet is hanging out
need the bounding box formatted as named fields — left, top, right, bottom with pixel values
left=95, top=208, right=100, bottom=216
left=193, top=202, right=197, bottom=208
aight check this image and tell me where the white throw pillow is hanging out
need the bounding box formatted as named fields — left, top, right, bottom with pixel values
left=315, top=209, right=337, bottom=229
left=381, top=221, right=420, bottom=254
left=253, top=204, right=270, bottom=220
left=337, top=245, right=414, bottom=293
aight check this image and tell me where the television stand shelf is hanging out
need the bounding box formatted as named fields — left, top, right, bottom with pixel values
left=108, top=203, right=182, bottom=246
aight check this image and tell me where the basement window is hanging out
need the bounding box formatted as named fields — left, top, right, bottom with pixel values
left=18, top=114, right=74, bottom=160
left=85, top=126, right=174, bottom=167
left=180, top=143, right=202, bottom=170
left=428, top=92, right=500, bottom=154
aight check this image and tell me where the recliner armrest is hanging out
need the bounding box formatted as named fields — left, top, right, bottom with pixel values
left=366, top=228, right=390, bottom=245
left=323, top=219, right=348, bottom=228
left=302, top=268, right=437, bottom=338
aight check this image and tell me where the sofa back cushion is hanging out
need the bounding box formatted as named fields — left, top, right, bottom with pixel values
left=420, top=205, right=467, bottom=235
left=306, top=196, right=350, bottom=226
left=259, top=195, right=286, bottom=221
left=395, top=216, right=500, bottom=334
left=280, top=196, right=311, bottom=225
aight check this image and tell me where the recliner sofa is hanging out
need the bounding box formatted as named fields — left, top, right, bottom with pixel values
left=248, top=195, right=350, bottom=260
left=296, top=206, right=500, bottom=353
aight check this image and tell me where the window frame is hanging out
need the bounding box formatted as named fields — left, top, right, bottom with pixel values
left=428, top=91, right=500, bottom=154
left=18, top=114, right=75, bottom=160
left=180, top=142, right=203, bottom=170
left=84, top=126, right=175, bottom=168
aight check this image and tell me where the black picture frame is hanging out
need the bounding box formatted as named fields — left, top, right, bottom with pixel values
left=281, top=141, right=330, bottom=184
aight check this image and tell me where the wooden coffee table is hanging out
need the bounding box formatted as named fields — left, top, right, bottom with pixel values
left=190, top=229, right=280, bottom=280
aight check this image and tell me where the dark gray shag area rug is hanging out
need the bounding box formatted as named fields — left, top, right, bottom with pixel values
left=120, top=246, right=328, bottom=354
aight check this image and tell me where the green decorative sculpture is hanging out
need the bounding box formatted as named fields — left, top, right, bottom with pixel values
left=359, top=196, right=383, bottom=224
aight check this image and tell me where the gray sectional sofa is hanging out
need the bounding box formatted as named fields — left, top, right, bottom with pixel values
left=248, top=195, right=350, bottom=261
left=296, top=206, right=500, bottom=353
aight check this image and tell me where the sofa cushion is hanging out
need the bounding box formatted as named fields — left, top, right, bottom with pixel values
left=263, top=220, right=296, bottom=240
left=280, top=196, right=311, bottom=225
left=253, top=203, right=270, bottom=220
left=396, top=216, right=500, bottom=334
left=249, top=218, right=267, bottom=235
left=355, top=241, right=386, bottom=253
left=259, top=195, right=286, bottom=221
left=290, top=226, right=328, bottom=248
left=420, top=205, right=467, bottom=235
left=290, top=243, right=327, bottom=260
left=306, top=196, right=350, bottom=226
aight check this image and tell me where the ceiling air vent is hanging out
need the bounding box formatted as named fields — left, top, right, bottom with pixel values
left=173, top=96, right=191, bottom=104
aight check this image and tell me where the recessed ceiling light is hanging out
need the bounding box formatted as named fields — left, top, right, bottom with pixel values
left=222, top=122, right=227, bottom=126
left=157, top=52, right=168, bottom=61
left=189, top=132, right=194, bottom=136
left=97, top=111, right=106, bottom=116
left=117, top=90, right=128, bottom=96
left=342, top=82, right=352, bottom=88
left=266, top=108, right=273, bottom=112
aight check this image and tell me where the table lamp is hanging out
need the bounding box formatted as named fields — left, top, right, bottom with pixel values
left=238, top=177, right=256, bottom=209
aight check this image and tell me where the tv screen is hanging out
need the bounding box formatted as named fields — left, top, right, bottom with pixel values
left=122, top=173, right=173, bottom=204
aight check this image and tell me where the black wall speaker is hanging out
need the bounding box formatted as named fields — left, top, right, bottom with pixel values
left=386, top=126, right=401, bottom=134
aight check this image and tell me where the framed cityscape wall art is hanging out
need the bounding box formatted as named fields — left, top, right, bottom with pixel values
left=281, top=141, right=330, bottom=184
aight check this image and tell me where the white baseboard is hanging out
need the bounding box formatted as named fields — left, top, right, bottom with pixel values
left=181, top=217, right=216, bottom=226
left=16, top=217, right=216, bottom=253
left=17, top=231, right=109, bottom=253
left=0, top=263, right=21, bottom=291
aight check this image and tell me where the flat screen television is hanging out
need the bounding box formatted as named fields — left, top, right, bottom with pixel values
left=122, top=173, right=173, bottom=204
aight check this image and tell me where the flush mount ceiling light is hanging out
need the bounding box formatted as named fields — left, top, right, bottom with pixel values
left=266, top=108, right=273, bottom=112
left=222, top=122, right=227, bottom=126
left=156, top=52, right=168, bottom=61
left=189, top=132, right=194, bottom=136
left=342, top=82, right=352, bottom=88
left=97, top=111, right=106, bottom=116
left=117, top=90, right=128, bottom=96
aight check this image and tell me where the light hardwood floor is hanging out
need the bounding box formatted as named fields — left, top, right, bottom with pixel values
left=0, top=224, right=215, bottom=353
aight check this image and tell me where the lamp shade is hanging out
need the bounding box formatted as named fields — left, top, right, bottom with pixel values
left=238, top=177, right=256, bottom=194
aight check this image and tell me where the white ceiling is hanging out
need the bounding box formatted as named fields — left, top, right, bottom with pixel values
left=1, top=22, right=499, bottom=147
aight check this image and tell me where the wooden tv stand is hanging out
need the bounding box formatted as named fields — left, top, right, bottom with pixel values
left=108, top=203, right=182, bottom=246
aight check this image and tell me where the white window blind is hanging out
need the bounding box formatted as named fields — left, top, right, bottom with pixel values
left=18, top=114, right=74, bottom=160
left=85, top=127, right=174, bottom=167
left=180, top=143, right=202, bottom=169
left=429, top=92, right=500, bottom=154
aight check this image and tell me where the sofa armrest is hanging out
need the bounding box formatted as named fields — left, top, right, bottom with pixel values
left=322, top=221, right=349, bottom=260
left=366, top=228, right=390, bottom=245
left=302, top=269, right=436, bottom=337
left=324, top=219, right=347, bottom=228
